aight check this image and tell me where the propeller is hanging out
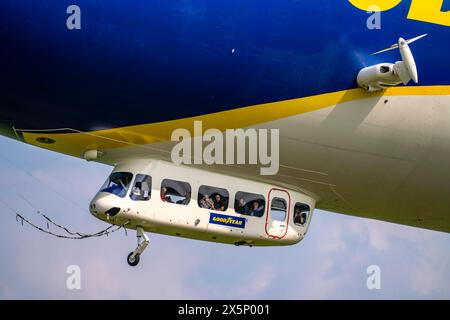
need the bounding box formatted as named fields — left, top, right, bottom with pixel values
left=372, top=34, right=427, bottom=84
left=357, top=34, right=428, bottom=91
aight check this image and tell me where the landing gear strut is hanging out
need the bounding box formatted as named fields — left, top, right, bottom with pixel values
left=127, top=227, right=149, bottom=267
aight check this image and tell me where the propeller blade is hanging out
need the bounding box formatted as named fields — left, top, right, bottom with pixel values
left=405, top=33, right=428, bottom=45
left=371, top=44, right=399, bottom=55
left=371, top=34, right=427, bottom=55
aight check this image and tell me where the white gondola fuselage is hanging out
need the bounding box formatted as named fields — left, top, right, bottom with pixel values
left=89, top=160, right=316, bottom=246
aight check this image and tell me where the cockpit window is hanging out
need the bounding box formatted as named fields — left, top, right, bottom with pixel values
left=293, top=203, right=310, bottom=226
left=234, top=191, right=265, bottom=217
left=100, top=172, right=133, bottom=198
left=198, top=185, right=229, bottom=211
left=130, top=174, right=152, bottom=201
left=160, top=179, right=191, bottom=205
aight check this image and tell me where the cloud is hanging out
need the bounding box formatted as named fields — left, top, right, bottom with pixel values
left=231, top=265, right=275, bottom=298
left=316, top=224, right=347, bottom=254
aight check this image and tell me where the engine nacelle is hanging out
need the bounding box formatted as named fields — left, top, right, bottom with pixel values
left=357, top=35, right=426, bottom=92
left=357, top=63, right=402, bottom=92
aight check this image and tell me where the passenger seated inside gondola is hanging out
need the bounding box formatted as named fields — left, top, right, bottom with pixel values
left=160, top=187, right=172, bottom=203
left=198, top=185, right=229, bottom=211
left=131, top=182, right=144, bottom=200
left=130, top=174, right=151, bottom=201
left=294, top=203, right=310, bottom=226
left=213, top=194, right=225, bottom=211
left=248, top=201, right=264, bottom=217
left=199, top=194, right=214, bottom=209
left=161, top=179, right=191, bottom=205
left=234, top=191, right=265, bottom=217
left=235, top=198, right=247, bottom=215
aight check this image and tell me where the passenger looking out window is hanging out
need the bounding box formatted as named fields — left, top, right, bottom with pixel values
left=294, top=203, right=310, bottom=226
left=198, top=185, right=229, bottom=211
left=199, top=195, right=214, bottom=209
left=235, top=198, right=247, bottom=215
left=293, top=208, right=306, bottom=225
left=161, top=179, right=191, bottom=205
left=160, top=187, right=172, bottom=203
left=213, top=194, right=225, bottom=211
left=248, top=201, right=264, bottom=217
left=131, top=182, right=144, bottom=199
left=130, top=174, right=151, bottom=201
left=234, top=191, right=265, bottom=217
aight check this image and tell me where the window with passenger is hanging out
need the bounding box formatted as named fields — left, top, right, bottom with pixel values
left=130, top=174, right=151, bottom=201
left=160, top=179, right=191, bottom=205
left=100, top=172, right=133, bottom=198
left=293, top=203, right=310, bottom=226
left=198, top=185, right=229, bottom=211
left=234, top=191, right=265, bottom=217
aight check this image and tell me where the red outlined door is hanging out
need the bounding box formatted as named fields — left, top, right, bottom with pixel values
left=265, top=188, right=291, bottom=239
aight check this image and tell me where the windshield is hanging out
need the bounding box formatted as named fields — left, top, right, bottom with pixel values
left=100, top=172, right=133, bottom=198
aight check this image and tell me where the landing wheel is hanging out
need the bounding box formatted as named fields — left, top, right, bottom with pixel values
left=126, top=227, right=149, bottom=267
left=127, top=252, right=140, bottom=267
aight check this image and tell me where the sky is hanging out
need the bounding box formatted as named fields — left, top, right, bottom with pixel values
left=0, top=135, right=449, bottom=300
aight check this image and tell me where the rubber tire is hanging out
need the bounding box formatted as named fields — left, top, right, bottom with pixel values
left=127, top=252, right=140, bottom=267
